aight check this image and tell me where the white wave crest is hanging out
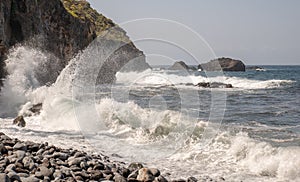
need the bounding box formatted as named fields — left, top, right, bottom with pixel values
left=116, top=70, right=294, bottom=89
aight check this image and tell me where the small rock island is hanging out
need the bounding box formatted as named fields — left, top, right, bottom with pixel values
left=199, top=57, right=246, bottom=72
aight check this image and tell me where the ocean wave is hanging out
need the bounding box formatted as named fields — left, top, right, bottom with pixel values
left=116, top=70, right=294, bottom=89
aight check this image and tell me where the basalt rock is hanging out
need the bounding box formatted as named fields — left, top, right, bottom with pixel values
left=196, top=82, right=233, bottom=88
left=246, top=66, right=265, bottom=71
left=199, top=57, right=246, bottom=72
left=12, top=116, right=26, bottom=127
left=0, top=0, right=149, bottom=86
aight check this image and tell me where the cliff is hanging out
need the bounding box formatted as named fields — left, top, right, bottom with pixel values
left=0, top=0, right=149, bottom=85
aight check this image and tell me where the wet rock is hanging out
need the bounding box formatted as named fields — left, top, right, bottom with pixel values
left=53, top=170, right=63, bottom=179
left=128, top=162, right=144, bottom=172
left=74, top=171, right=90, bottom=179
left=246, top=66, right=264, bottom=71
left=137, top=168, right=155, bottom=182
left=15, top=150, right=26, bottom=161
left=5, top=164, right=16, bottom=173
left=0, top=133, right=218, bottom=182
left=17, top=173, right=29, bottom=177
left=196, top=82, right=210, bottom=88
left=0, top=143, right=8, bottom=154
left=13, top=143, right=27, bottom=151
left=0, top=173, right=10, bottom=182
left=114, top=173, right=127, bottom=182
left=29, top=103, right=43, bottom=114
left=149, top=168, right=160, bottom=177
left=7, top=171, right=20, bottom=181
left=93, top=163, right=105, bottom=170
left=12, top=116, right=26, bottom=127
left=68, top=157, right=85, bottom=166
left=187, top=176, right=198, bottom=182
left=35, top=166, right=53, bottom=178
left=20, top=176, right=40, bottom=182
left=80, top=161, right=88, bottom=169
left=105, top=174, right=114, bottom=180
left=0, top=134, right=11, bottom=141
left=90, top=170, right=103, bottom=180
left=52, top=152, right=68, bottom=161
left=155, top=175, right=168, bottom=182
left=128, top=169, right=139, bottom=179
left=196, top=82, right=233, bottom=88
left=171, top=179, right=185, bottom=182
left=121, top=168, right=130, bottom=178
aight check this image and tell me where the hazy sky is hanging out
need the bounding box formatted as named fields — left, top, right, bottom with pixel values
left=89, top=0, right=300, bottom=65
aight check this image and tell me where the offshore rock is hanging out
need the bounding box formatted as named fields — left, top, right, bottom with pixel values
left=199, top=57, right=246, bottom=71
left=169, top=61, right=196, bottom=71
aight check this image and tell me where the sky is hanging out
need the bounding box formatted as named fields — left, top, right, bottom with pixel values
left=89, top=0, right=300, bottom=65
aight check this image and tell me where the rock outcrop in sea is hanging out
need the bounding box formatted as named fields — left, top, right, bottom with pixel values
left=169, top=61, right=196, bottom=71
left=0, top=0, right=150, bottom=85
left=199, top=57, right=246, bottom=72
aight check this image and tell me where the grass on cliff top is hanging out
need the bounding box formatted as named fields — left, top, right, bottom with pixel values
left=61, top=0, right=130, bottom=42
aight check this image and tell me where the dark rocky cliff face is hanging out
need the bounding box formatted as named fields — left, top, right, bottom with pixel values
left=0, top=0, right=149, bottom=85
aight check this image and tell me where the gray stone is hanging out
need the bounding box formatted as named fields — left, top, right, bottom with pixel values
left=36, top=166, right=53, bottom=177
left=22, top=156, right=34, bottom=169
left=5, top=164, right=15, bottom=172
left=13, top=143, right=27, bottom=151
left=0, top=173, right=10, bottom=182
left=44, top=176, right=51, bottom=182
left=114, top=173, right=127, bottom=182
left=36, top=149, right=44, bottom=156
left=15, top=150, right=26, bottom=161
left=68, top=157, right=85, bottom=166
left=7, top=171, right=20, bottom=181
left=52, top=152, right=68, bottom=160
left=128, top=162, right=144, bottom=172
left=17, top=173, right=29, bottom=177
left=20, top=176, right=40, bottom=182
left=53, top=170, right=63, bottom=179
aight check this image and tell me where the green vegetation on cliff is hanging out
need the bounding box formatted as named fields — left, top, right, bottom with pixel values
left=61, top=0, right=130, bottom=42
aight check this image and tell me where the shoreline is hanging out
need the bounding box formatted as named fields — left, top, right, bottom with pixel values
left=0, top=132, right=223, bottom=182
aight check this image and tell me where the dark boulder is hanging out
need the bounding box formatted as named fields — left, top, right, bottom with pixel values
left=12, top=116, right=26, bottom=127
left=246, top=66, right=265, bottom=71
left=199, top=57, right=246, bottom=72
left=196, top=82, right=233, bottom=88
left=29, top=103, right=43, bottom=114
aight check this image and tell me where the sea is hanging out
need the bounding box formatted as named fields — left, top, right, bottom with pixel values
left=0, top=45, right=299, bottom=182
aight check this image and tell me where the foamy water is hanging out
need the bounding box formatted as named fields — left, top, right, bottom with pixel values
left=0, top=45, right=299, bottom=181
